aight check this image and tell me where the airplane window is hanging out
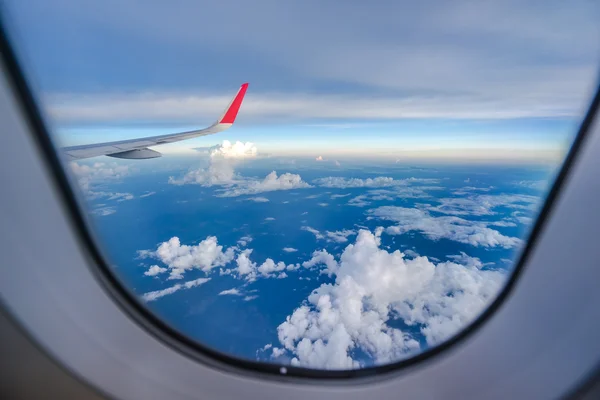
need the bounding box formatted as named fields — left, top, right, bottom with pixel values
left=2, top=1, right=598, bottom=373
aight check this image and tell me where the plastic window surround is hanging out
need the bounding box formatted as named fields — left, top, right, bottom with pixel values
left=1, top=22, right=600, bottom=398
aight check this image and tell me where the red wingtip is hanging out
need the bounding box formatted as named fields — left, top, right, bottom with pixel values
left=219, top=83, right=249, bottom=124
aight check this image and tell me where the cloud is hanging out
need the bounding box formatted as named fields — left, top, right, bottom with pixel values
left=236, top=249, right=257, bottom=280
left=264, top=217, right=276, bottom=221
left=302, top=226, right=357, bottom=244
left=142, top=278, right=211, bottom=302
left=427, top=194, right=541, bottom=216
left=514, top=180, right=549, bottom=190
left=446, top=252, right=493, bottom=269
left=244, top=295, right=259, bottom=301
left=325, top=229, right=357, bottom=243
left=69, top=162, right=134, bottom=202
left=139, top=191, right=156, bottom=198
left=347, top=195, right=370, bottom=207
left=141, top=236, right=236, bottom=280
left=316, top=156, right=324, bottom=161
left=90, top=206, right=117, bottom=216
left=335, top=161, right=341, bottom=167
left=247, top=197, right=270, bottom=202
left=218, top=171, right=312, bottom=197
left=314, top=176, right=439, bottom=189
left=369, top=206, right=522, bottom=248
left=273, top=229, right=506, bottom=369
left=144, top=265, right=167, bottom=276
left=302, top=250, right=339, bottom=277
left=257, top=259, right=287, bottom=277
left=330, top=193, right=351, bottom=199
left=318, top=203, right=329, bottom=207
left=219, top=288, right=242, bottom=296
left=283, top=247, right=298, bottom=253
left=237, top=235, right=253, bottom=246
left=210, top=140, right=258, bottom=158
left=169, top=140, right=257, bottom=186
left=301, top=226, right=324, bottom=240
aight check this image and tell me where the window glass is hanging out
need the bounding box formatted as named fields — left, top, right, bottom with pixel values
left=3, top=0, right=598, bottom=371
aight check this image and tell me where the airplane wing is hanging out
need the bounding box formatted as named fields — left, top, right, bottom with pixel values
left=62, top=83, right=249, bottom=160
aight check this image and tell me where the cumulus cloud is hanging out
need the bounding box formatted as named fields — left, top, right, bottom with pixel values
left=219, top=288, right=242, bottom=296
left=140, top=236, right=236, bottom=280
left=446, top=252, right=493, bottom=269
left=330, top=193, right=351, bottom=199
left=314, top=176, right=439, bottom=189
left=218, top=171, right=312, bottom=197
left=283, top=247, right=298, bottom=253
left=302, top=250, right=339, bottom=277
left=247, top=197, right=270, bottom=202
left=325, top=229, right=356, bottom=243
left=302, top=226, right=357, bottom=243
left=168, top=140, right=257, bottom=186
left=369, top=206, right=522, bottom=248
left=91, top=206, right=117, bottom=216
left=257, top=259, right=287, bottom=277
left=144, top=265, right=167, bottom=276
left=427, top=194, right=541, bottom=216
left=69, top=162, right=134, bottom=202
left=210, top=140, right=258, bottom=158
left=142, top=278, right=210, bottom=302
left=273, top=229, right=506, bottom=369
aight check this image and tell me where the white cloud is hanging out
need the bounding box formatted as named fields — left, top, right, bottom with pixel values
left=142, top=278, right=210, bottom=302
left=325, top=229, right=356, bottom=243
left=91, top=206, right=116, bottom=216
left=301, top=226, right=324, bottom=240
left=427, top=194, right=541, bottom=216
left=446, top=252, right=493, bottom=269
left=219, top=288, right=242, bottom=296
left=244, top=295, right=259, bottom=301
left=335, top=161, right=341, bottom=167
left=314, top=176, right=439, bottom=189
left=247, top=197, right=270, bottom=202
left=139, top=191, right=156, bottom=198
left=142, top=236, right=236, bottom=280
left=514, top=180, right=549, bottom=190
left=316, top=156, right=324, bottom=161
left=264, top=217, right=276, bottom=221
left=257, top=259, right=287, bottom=277
left=236, top=249, right=257, bottom=280
left=302, top=250, right=339, bottom=277
left=210, top=140, right=258, bottom=158
left=274, top=229, right=506, bottom=369
left=330, top=193, right=351, bottom=199
left=347, top=195, right=370, bottom=207
left=283, top=247, right=298, bottom=253
left=144, top=265, right=167, bottom=276
left=318, top=203, right=329, bottom=207
left=369, top=206, right=522, bottom=248
left=302, top=226, right=357, bottom=244
left=237, top=235, right=253, bottom=247
left=168, top=140, right=257, bottom=186
left=451, top=186, right=493, bottom=196
left=69, top=162, right=134, bottom=202
left=218, top=171, right=312, bottom=197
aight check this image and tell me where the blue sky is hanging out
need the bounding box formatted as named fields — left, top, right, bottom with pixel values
left=2, top=0, right=599, bottom=161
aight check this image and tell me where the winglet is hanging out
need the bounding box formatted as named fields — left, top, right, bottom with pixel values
left=218, top=83, right=249, bottom=124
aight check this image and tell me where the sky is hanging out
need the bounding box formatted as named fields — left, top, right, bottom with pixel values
left=2, top=0, right=599, bottom=161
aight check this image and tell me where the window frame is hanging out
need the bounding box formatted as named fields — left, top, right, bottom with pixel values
left=1, top=19, right=600, bottom=398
